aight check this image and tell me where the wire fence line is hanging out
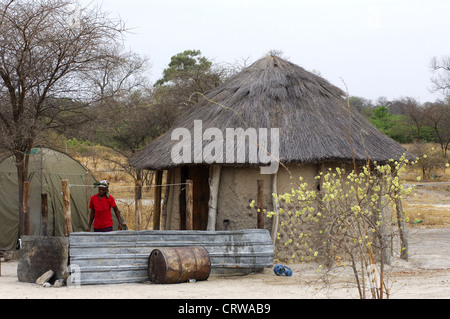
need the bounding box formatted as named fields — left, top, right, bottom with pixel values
left=66, top=182, right=187, bottom=188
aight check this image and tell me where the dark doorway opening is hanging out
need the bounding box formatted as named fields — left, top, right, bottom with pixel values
left=180, top=165, right=210, bottom=230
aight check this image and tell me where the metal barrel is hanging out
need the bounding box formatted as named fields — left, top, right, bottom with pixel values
left=148, top=246, right=211, bottom=284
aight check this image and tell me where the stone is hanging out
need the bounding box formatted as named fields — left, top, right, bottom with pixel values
left=36, top=270, right=54, bottom=285
left=54, top=279, right=65, bottom=287
left=42, top=282, right=52, bottom=288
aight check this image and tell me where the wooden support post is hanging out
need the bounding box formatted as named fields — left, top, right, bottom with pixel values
left=180, top=167, right=188, bottom=230
left=153, top=171, right=163, bottom=230
left=185, top=180, right=194, bottom=230
left=165, top=169, right=176, bottom=230
left=207, top=165, right=221, bottom=231
left=161, top=170, right=173, bottom=230
left=61, top=180, right=73, bottom=236
left=257, top=180, right=264, bottom=229
left=135, top=179, right=142, bottom=231
left=22, top=181, right=31, bottom=236
left=271, top=173, right=280, bottom=244
left=85, top=172, right=92, bottom=216
left=41, top=193, right=48, bottom=236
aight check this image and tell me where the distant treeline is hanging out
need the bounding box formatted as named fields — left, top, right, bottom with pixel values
left=349, top=96, right=450, bottom=148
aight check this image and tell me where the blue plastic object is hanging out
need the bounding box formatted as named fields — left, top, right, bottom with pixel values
left=273, top=264, right=293, bottom=276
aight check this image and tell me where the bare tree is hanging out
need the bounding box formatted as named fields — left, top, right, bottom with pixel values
left=81, top=45, right=150, bottom=102
left=0, top=0, right=126, bottom=236
left=430, top=56, right=450, bottom=98
left=425, top=101, right=450, bottom=160
left=395, top=97, right=433, bottom=141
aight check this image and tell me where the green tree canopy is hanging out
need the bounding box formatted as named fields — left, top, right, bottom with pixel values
left=155, top=49, right=214, bottom=86
left=152, top=49, right=232, bottom=126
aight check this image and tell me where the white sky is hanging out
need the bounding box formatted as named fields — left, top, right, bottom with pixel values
left=88, top=0, right=449, bottom=103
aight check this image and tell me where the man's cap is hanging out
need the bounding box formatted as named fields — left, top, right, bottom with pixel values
left=96, top=180, right=109, bottom=188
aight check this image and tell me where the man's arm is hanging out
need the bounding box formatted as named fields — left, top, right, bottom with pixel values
left=87, top=209, right=95, bottom=232
left=113, top=206, right=123, bottom=230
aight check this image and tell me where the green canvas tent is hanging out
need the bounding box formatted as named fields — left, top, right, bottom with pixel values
left=0, top=147, right=97, bottom=251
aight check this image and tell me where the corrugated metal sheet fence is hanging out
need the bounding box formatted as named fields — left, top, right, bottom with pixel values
left=69, top=229, right=274, bottom=285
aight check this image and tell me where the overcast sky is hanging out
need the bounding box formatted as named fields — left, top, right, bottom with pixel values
left=87, top=0, right=449, bottom=103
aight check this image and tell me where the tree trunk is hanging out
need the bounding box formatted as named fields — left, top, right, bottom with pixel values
left=15, top=149, right=31, bottom=237
left=22, top=181, right=31, bottom=236
left=395, top=198, right=409, bottom=260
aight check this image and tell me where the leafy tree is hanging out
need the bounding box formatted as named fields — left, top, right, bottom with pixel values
left=369, top=105, right=437, bottom=144
left=153, top=50, right=232, bottom=125
left=370, top=106, right=393, bottom=132
left=155, top=49, right=215, bottom=86
left=370, top=106, right=411, bottom=143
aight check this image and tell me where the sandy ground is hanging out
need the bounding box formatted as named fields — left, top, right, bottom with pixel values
left=0, top=227, right=449, bottom=300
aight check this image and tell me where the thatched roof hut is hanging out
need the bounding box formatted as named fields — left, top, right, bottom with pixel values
left=129, top=54, right=411, bottom=239
left=131, top=55, right=408, bottom=170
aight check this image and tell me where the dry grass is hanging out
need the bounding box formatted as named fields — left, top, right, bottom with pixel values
left=72, top=148, right=157, bottom=231
left=400, top=159, right=450, bottom=227
left=402, top=182, right=450, bottom=227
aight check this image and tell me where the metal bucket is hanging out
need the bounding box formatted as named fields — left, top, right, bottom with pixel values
left=148, top=246, right=211, bottom=284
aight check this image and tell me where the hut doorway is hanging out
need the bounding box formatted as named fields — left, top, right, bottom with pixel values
left=180, top=165, right=210, bottom=230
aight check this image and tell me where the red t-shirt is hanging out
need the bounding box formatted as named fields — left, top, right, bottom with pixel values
left=89, top=194, right=117, bottom=229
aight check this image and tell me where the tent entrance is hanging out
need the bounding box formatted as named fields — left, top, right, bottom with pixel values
left=180, top=165, right=210, bottom=230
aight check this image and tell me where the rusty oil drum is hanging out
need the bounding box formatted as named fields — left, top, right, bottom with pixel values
left=148, top=246, right=211, bottom=284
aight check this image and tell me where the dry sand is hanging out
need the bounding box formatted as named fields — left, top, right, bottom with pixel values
left=0, top=227, right=449, bottom=299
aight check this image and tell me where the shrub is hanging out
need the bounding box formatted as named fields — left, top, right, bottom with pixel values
left=266, top=155, right=417, bottom=299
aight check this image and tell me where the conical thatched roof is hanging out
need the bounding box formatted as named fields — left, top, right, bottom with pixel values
left=130, top=55, right=411, bottom=170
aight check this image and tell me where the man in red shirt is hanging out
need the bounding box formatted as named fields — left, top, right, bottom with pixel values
left=87, top=180, right=123, bottom=232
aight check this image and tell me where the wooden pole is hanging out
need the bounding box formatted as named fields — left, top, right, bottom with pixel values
left=207, top=165, right=221, bottom=231
left=62, top=180, right=73, bottom=236
left=161, top=170, right=173, bottom=230
left=257, top=180, right=264, bottom=229
left=271, top=173, right=280, bottom=244
left=85, top=172, right=92, bottom=216
left=22, top=181, right=31, bottom=235
left=153, top=171, right=163, bottom=230
left=165, top=169, right=176, bottom=230
left=41, top=193, right=48, bottom=236
left=179, top=167, right=187, bottom=230
left=135, top=179, right=142, bottom=231
left=185, top=179, right=194, bottom=230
